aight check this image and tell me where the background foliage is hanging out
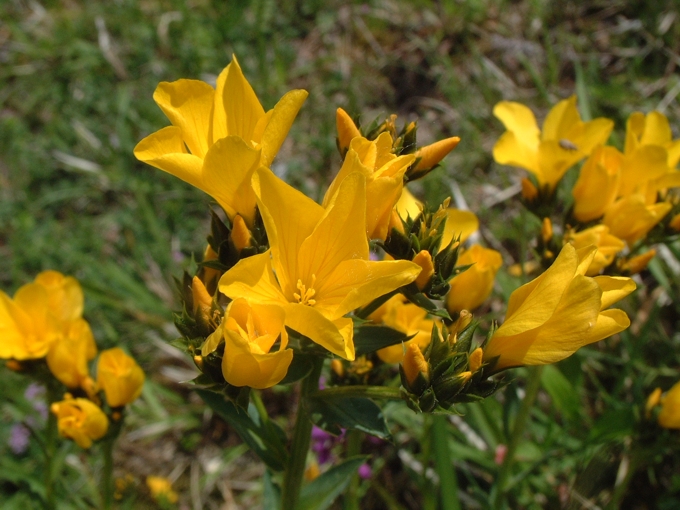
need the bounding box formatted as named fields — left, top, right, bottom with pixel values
left=1, top=0, right=680, bottom=508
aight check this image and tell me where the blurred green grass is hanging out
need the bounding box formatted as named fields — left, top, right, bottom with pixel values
left=1, top=0, right=680, bottom=508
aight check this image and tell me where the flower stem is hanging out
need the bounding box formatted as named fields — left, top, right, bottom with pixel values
left=309, top=385, right=402, bottom=401
left=492, top=366, right=544, bottom=510
left=344, top=429, right=362, bottom=510
left=281, top=359, right=323, bottom=510
left=101, top=416, right=123, bottom=510
left=431, top=415, right=460, bottom=510
left=44, top=382, right=60, bottom=510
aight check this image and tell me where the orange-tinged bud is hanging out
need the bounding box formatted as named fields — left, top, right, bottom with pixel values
left=646, top=387, right=662, bottom=418
left=413, top=137, right=460, bottom=171
left=230, top=214, right=252, bottom=251
left=457, top=371, right=472, bottom=384
left=670, top=213, right=680, bottom=232
left=402, top=343, right=429, bottom=386
left=5, top=360, right=22, bottom=371
left=51, top=396, right=109, bottom=449
left=469, top=347, right=483, bottom=372
left=330, top=359, right=344, bottom=377
left=541, top=218, right=553, bottom=244
left=97, top=348, right=145, bottom=407
left=191, top=276, right=213, bottom=321
left=304, top=461, right=321, bottom=481
left=413, top=250, right=435, bottom=290
left=621, top=249, right=656, bottom=275
left=521, top=178, right=538, bottom=202
left=336, top=108, right=362, bottom=154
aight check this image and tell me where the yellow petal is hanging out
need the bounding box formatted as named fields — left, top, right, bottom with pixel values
left=442, top=209, right=479, bottom=247
left=541, top=96, right=580, bottom=141
left=297, top=172, right=369, bottom=286
left=211, top=63, right=230, bottom=143
left=322, top=149, right=372, bottom=208
left=640, top=111, right=672, bottom=146
left=223, top=55, right=265, bottom=142
left=618, top=145, right=669, bottom=197
left=336, top=108, right=362, bottom=153
left=284, top=305, right=355, bottom=360
left=493, top=101, right=540, bottom=149
left=252, top=168, right=324, bottom=295
left=0, top=291, right=31, bottom=359
left=153, top=79, right=215, bottom=158
left=34, top=271, right=84, bottom=324
left=134, top=126, right=205, bottom=190
left=317, top=259, right=421, bottom=320
left=659, top=381, right=680, bottom=429
left=202, top=136, right=261, bottom=224
left=222, top=329, right=293, bottom=389
left=568, top=118, right=614, bottom=155
left=500, top=244, right=578, bottom=333
left=493, top=131, right=540, bottom=175
left=593, top=276, right=636, bottom=310
left=395, top=187, right=423, bottom=220
left=260, top=89, right=309, bottom=166
left=365, top=174, right=405, bottom=240
left=219, top=251, right=288, bottom=305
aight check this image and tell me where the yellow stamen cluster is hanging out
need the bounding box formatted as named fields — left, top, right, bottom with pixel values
left=294, top=275, right=317, bottom=306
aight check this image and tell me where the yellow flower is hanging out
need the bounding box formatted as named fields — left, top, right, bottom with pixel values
left=483, top=244, right=635, bottom=372
left=625, top=111, right=680, bottom=168
left=47, top=319, right=97, bottom=389
left=446, top=245, right=503, bottom=313
left=146, top=476, right=179, bottom=504
left=336, top=108, right=362, bottom=155
left=493, top=96, right=613, bottom=190
left=97, top=348, right=145, bottom=407
left=51, top=396, right=109, bottom=448
left=134, top=55, right=308, bottom=227
left=564, top=225, right=625, bottom=276
left=658, top=381, right=680, bottom=429
left=219, top=168, right=421, bottom=360
left=370, top=295, right=436, bottom=363
left=602, top=195, right=671, bottom=245
left=620, top=249, right=656, bottom=275
left=0, top=282, right=60, bottom=360
left=572, top=146, right=622, bottom=222
left=323, top=134, right=416, bottom=240
left=34, top=270, right=84, bottom=324
left=202, top=298, right=292, bottom=389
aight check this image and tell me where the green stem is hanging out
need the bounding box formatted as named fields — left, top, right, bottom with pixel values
left=101, top=413, right=124, bottom=510
left=309, top=385, right=402, bottom=401
left=431, top=415, right=460, bottom=510
left=606, top=449, right=640, bottom=510
left=492, top=366, right=544, bottom=510
left=281, top=359, right=323, bottom=510
left=344, top=430, right=362, bottom=510
left=44, top=382, right=60, bottom=510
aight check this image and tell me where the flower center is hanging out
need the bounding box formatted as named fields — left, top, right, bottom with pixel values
left=294, top=274, right=317, bottom=306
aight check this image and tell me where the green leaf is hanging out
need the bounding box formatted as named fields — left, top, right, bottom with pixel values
left=297, top=456, right=369, bottom=510
left=197, top=390, right=288, bottom=471
left=279, top=354, right=314, bottom=384
left=589, top=406, right=635, bottom=441
left=354, top=325, right=412, bottom=356
left=307, top=396, right=392, bottom=440
left=263, top=470, right=281, bottom=510
left=540, top=364, right=581, bottom=422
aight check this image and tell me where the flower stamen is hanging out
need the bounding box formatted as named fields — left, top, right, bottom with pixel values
left=294, top=275, right=317, bottom=306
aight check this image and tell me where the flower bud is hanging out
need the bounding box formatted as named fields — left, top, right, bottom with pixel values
left=541, top=218, right=553, bottom=244
left=146, top=476, right=178, bottom=504
left=646, top=387, right=662, bottom=418
left=521, top=178, right=538, bottom=202
left=402, top=343, right=429, bottom=388
left=191, top=276, right=213, bottom=323
left=658, top=381, right=680, bottom=429
left=47, top=319, right=97, bottom=389
left=620, top=249, right=656, bottom=275
left=469, top=347, right=483, bottom=372
left=670, top=213, right=680, bottom=232
left=97, top=348, right=145, bottom=407
left=51, top=396, right=109, bottom=448
left=230, top=214, right=252, bottom=251
left=412, top=137, right=460, bottom=172
left=413, top=250, right=435, bottom=291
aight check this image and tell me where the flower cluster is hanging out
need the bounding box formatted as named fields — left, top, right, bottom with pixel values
left=0, top=271, right=144, bottom=448
left=137, top=56, right=635, bottom=417
left=494, top=97, right=680, bottom=276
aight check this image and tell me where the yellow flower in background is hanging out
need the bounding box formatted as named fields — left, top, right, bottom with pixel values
left=572, top=146, right=622, bottom=222
left=483, top=244, right=635, bottom=372
left=0, top=282, right=60, bottom=360
left=51, top=396, right=109, bottom=448
left=564, top=225, right=625, bottom=276
left=34, top=270, right=84, bottom=324
left=446, top=244, right=503, bottom=313
left=97, top=348, right=145, bottom=407
left=219, top=168, right=421, bottom=360
left=146, top=476, right=179, bottom=504
left=369, top=295, right=436, bottom=363
left=625, top=111, right=680, bottom=168
left=202, top=298, right=292, bottom=389
left=324, top=135, right=415, bottom=240
left=657, top=381, right=680, bottom=429
left=47, top=319, right=97, bottom=389
left=134, top=55, right=308, bottom=226
left=602, top=194, right=671, bottom=245
left=493, top=96, right=613, bottom=189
